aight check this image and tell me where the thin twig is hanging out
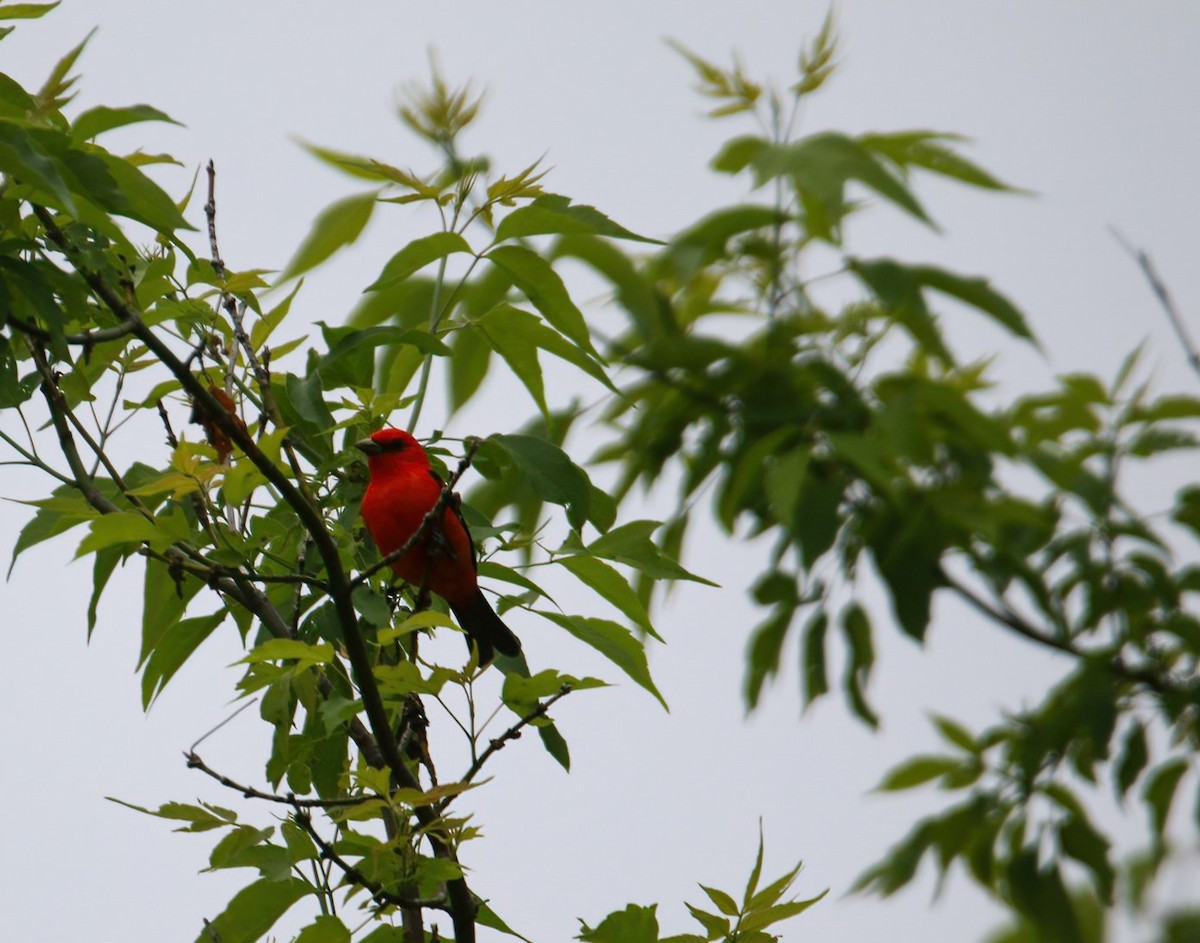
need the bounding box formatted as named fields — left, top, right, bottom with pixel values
left=0, top=426, right=73, bottom=486
left=291, top=809, right=452, bottom=913
left=185, top=750, right=377, bottom=808
left=7, top=313, right=140, bottom=345
left=1111, top=228, right=1200, bottom=379
left=205, top=160, right=226, bottom=280
left=27, top=339, right=119, bottom=514
left=35, top=203, right=478, bottom=941
left=189, top=700, right=257, bottom=753
left=947, top=575, right=1170, bottom=694
left=438, top=684, right=573, bottom=813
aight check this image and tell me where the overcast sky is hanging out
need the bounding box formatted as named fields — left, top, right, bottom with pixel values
left=2, top=3, right=1199, bottom=942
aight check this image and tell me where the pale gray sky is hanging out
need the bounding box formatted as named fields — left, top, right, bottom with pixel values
left=2, top=3, right=1198, bottom=942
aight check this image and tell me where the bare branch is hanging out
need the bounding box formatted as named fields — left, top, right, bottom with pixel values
left=1111, top=228, right=1200, bottom=379
left=947, top=575, right=1170, bottom=694
left=8, top=313, right=141, bottom=346
left=185, top=750, right=377, bottom=809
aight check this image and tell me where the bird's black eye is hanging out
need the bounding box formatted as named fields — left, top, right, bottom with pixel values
left=384, top=437, right=406, bottom=452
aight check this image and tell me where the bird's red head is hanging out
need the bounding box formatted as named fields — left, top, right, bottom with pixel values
left=354, top=428, right=428, bottom=470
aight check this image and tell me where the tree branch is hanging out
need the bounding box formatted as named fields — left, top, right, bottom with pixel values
left=291, top=809, right=452, bottom=914
left=947, top=575, right=1170, bottom=694
left=8, top=313, right=140, bottom=346
left=439, top=684, right=572, bottom=814
left=1111, top=228, right=1200, bottom=380
left=185, top=750, right=378, bottom=809
left=34, top=203, right=479, bottom=942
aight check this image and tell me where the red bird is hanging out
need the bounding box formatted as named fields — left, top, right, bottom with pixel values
left=356, top=428, right=521, bottom=663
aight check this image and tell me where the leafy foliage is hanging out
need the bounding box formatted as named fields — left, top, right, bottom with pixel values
left=2, top=9, right=1197, bottom=943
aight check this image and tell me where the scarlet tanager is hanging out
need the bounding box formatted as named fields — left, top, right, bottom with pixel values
left=355, top=428, right=521, bottom=663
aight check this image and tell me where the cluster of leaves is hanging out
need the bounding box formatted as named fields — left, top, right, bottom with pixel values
left=579, top=832, right=825, bottom=943
left=0, top=9, right=724, bottom=943
left=553, top=38, right=1199, bottom=943
left=5, top=5, right=1198, bottom=943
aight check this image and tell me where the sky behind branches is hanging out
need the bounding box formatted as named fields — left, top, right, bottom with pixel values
left=2, top=3, right=1198, bottom=941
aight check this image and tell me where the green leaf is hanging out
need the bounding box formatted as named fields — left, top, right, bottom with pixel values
left=86, top=546, right=122, bottom=639
left=365, top=231, right=472, bottom=292
left=503, top=669, right=604, bottom=709
left=841, top=602, right=878, bottom=726
left=1143, top=758, right=1188, bottom=841
left=90, top=149, right=193, bottom=233
left=537, top=721, right=571, bottom=771
left=140, top=556, right=202, bottom=668
left=554, top=233, right=660, bottom=337
left=295, top=916, right=350, bottom=943
left=475, top=304, right=615, bottom=413
left=0, top=120, right=77, bottom=211
left=473, top=308, right=547, bottom=417
left=496, top=193, right=660, bottom=244
left=700, top=885, right=739, bottom=916
left=909, top=264, right=1034, bottom=341
left=930, top=714, right=978, bottom=753
left=76, top=511, right=164, bottom=556
left=684, top=903, right=730, bottom=939
left=536, top=610, right=666, bottom=709
left=281, top=190, right=378, bottom=281
left=745, top=606, right=793, bottom=708
left=849, top=258, right=950, bottom=363
left=721, top=132, right=932, bottom=239
left=1058, top=815, right=1115, bottom=904
left=587, top=519, right=716, bottom=585
left=107, top=797, right=236, bottom=832
left=558, top=554, right=659, bottom=639
left=317, top=323, right=449, bottom=389
left=1128, top=393, right=1200, bottom=423
left=665, top=204, right=788, bottom=281
left=190, top=878, right=309, bottom=943
left=0, top=3, right=59, bottom=20
left=743, top=825, right=766, bottom=906
left=482, top=433, right=593, bottom=530
left=297, top=140, right=439, bottom=191
left=867, top=503, right=941, bottom=641
left=359, top=927, right=405, bottom=943
left=141, top=612, right=225, bottom=708
left=485, top=244, right=593, bottom=351
left=739, top=892, right=827, bottom=933
left=250, top=280, right=302, bottom=351
left=801, top=608, right=829, bottom=707
left=579, top=904, right=660, bottom=943
left=860, top=131, right=1016, bottom=192
left=875, top=755, right=959, bottom=791
left=449, top=312, right=495, bottom=410
left=71, top=103, right=181, bottom=141
left=795, top=131, right=930, bottom=222
left=243, top=638, right=334, bottom=668
left=475, top=901, right=531, bottom=941
left=9, top=488, right=100, bottom=576
left=1114, top=720, right=1148, bottom=802
left=280, top=371, right=335, bottom=431
left=1006, top=851, right=1083, bottom=943
left=745, top=859, right=801, bottom=911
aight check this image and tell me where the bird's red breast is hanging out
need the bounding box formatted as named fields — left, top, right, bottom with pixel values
left=357, top=428, right=478, bottom=606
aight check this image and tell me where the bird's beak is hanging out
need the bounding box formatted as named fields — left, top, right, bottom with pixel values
left=354, top=437, right=383, bottom=456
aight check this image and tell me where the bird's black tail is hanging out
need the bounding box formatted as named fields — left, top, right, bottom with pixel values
left=451, top=589, right=522, bottom=664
